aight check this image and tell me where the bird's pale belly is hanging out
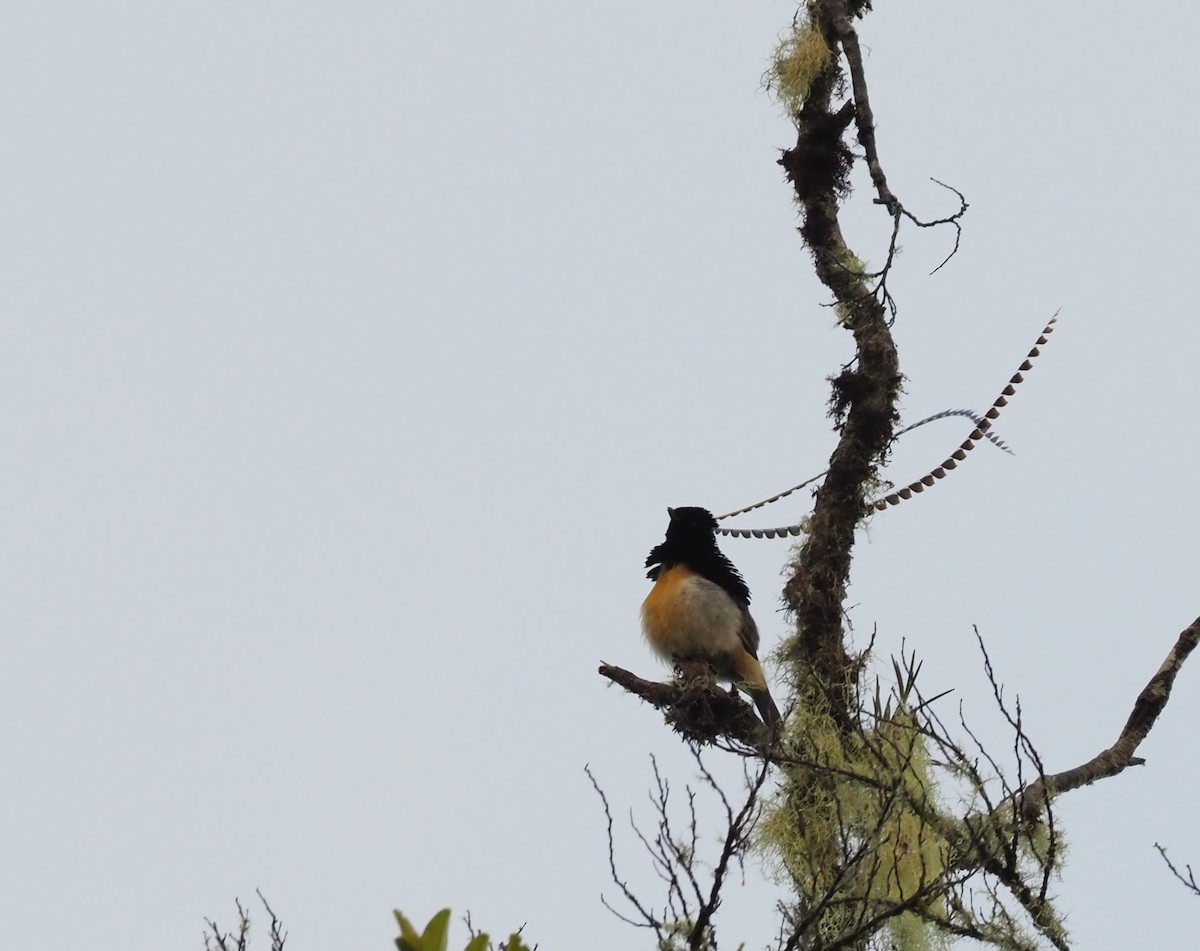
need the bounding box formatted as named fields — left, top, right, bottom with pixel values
left=641, top=565, right=744, bottom=663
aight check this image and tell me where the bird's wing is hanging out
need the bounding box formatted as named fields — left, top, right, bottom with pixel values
left=738, top=606, right=761, bottom=658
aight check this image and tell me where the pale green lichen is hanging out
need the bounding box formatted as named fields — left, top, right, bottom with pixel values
left=759, top=702, right=951, bottom=949
left=765, top=18, right=833, bottom=117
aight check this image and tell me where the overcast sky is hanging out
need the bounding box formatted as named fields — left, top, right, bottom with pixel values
left=3, top=2, right=1198, bottom=949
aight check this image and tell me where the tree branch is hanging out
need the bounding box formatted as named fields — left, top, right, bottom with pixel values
left=598, top=662, right=774, bottom=749
left=1020, top=616, right=1200, bottom=819
left=777, top=1, right=901, bottom=731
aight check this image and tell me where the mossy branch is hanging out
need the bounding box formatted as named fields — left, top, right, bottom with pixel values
left=775, top=0, right=901, bottom=731
left=598, top=661, right=775, bottom=750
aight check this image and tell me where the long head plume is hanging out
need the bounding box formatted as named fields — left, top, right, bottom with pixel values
left=715, top=313, right=1059, bottom=538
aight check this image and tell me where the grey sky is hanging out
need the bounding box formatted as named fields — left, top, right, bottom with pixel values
left=2, top=2, right=1197, bottom=949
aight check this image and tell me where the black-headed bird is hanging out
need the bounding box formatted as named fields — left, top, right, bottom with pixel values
left=641, top=506, right=781, bottom=731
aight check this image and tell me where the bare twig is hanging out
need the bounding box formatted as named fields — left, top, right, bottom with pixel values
left=585, top=764, right=668, bottom=943
left=690, top=753, right=770, bottom=949
left=255, top=891, right=286, bottom=951
left=203, top=894, right=285, bottom=951
left=586, top=751, right=771, bottom=951
left=1155, top=843, right=1200, bottom=897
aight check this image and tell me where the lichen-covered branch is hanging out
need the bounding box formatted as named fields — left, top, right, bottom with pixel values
left=598, top=662, right=775, bottom=750
left=776, top=1, right=901, bottom=731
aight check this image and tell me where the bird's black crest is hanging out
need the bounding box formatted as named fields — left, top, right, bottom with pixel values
left=644, top=506, right=751, bottom=606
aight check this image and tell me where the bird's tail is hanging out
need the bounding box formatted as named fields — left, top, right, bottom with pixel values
left=750, top=687, right=781, bottom=734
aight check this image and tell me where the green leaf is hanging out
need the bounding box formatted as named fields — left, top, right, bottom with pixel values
left=395, top=910, right=424, bottom=951
left=464, top=936, right=491, bottom=951
left=422, top=909, right=452, bottom=951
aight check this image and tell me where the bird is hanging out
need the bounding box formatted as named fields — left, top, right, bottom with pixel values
left=641, top=506, right=781, bottom=732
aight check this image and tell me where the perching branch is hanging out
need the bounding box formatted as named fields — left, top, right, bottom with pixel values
left=598, top=661, right=774, bottom=750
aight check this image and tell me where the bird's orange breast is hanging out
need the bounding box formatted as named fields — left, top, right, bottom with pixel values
left=641, top=564, right=746, bottom=665
left=641, top=564, right=697, bottom=659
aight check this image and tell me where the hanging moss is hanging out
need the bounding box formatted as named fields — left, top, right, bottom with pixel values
left=759, top=703, right=950, bottom=949
left=766, top=18, right=834, bottom=117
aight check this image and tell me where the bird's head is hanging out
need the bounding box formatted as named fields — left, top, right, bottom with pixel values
left=644, top=505, right=749, bottom=603
left=664, top=506, right=719, bottom=541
